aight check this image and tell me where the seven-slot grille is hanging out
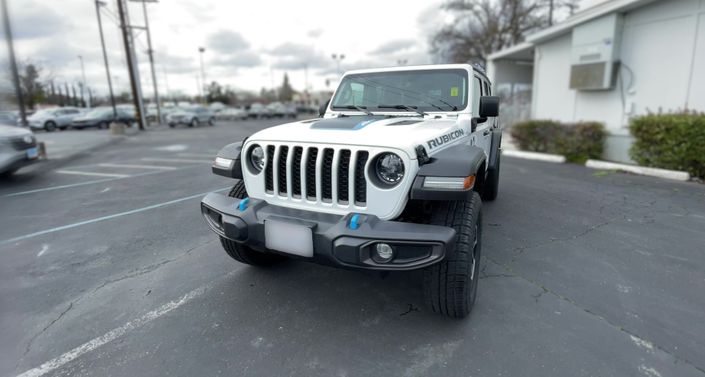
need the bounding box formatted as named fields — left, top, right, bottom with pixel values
left=263, top=144, right=369, bottom=206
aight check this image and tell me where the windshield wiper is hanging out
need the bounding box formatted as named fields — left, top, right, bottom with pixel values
left=378, top=105, right=428, bottom=117
left=341, top=105, right=374, bottom=116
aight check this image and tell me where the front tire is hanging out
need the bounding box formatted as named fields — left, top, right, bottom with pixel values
left=44, top=121, right=57, bottom=132
left=189, top=118, right=197, bottom=127
left=423, top=193, right=482, bottom=319
left=219, top=181, right=286, bottom=266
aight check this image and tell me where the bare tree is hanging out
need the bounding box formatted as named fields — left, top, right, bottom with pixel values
left=430, top=0, right=579, bottom=65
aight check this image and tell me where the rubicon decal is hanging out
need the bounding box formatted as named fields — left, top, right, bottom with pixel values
left=427, top=129, right=466, bottom=150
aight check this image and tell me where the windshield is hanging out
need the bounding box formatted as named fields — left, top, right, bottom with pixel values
left=331, top=69, right=468, bottom=113
left=32, top=109, right=56, bottom=117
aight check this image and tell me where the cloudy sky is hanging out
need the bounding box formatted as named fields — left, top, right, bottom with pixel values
left=3, top=0, right=601, bottom=99
left=3, top=0, right=454, bottom=98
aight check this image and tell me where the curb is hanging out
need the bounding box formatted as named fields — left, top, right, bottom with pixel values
left=502, top=150, right=566, bottom=163
left=585, top=159, right=691, bottom=182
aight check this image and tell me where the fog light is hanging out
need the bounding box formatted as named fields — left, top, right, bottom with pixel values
left=374, top=243, right=394, bottom=263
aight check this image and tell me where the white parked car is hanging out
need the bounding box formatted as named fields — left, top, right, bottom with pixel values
left=200, top=64, right=502, bottom=319
left=26, top=107, right=83, bottom=131
left=166, top=106, right=216, bottom=127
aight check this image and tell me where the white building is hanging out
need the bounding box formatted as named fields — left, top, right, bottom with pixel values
left=487, top=0, right=705, bottom=162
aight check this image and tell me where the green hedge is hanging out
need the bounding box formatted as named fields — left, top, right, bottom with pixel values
left=510, top=120, right=606, bottom=163
left=629, top=111, right=705, bottom=178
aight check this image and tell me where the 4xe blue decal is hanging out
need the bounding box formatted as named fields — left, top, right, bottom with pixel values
left=353, top=119, right=377, bottom=130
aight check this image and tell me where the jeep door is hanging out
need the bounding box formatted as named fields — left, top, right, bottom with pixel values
left=472, top=76, right=492, bottom=158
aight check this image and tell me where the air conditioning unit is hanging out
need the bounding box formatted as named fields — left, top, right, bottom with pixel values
left=569, top=13, right=623, bottom=91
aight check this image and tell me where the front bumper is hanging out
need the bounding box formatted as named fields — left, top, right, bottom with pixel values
left=200, top=193, right=456, bottom=271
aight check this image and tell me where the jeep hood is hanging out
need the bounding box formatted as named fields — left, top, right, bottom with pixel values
left=247, top=116, right=464, bottom=158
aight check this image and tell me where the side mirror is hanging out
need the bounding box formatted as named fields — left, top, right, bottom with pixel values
left=479, top=96, right=500, bottom=118
left=318, top=98, right=331, bottom=117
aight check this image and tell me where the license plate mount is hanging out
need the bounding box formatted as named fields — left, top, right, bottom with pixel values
left=264, top=219, right=314, bottom=257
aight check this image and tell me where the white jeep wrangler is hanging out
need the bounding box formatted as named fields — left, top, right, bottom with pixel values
left=201, top=64, right=501, bottom=318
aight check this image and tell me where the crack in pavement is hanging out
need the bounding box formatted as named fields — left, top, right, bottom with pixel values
left=17, top=239, right=213, bottom=369
left=484, top=256, right=705, bottom=376
left=20, top=303, right=74, bottom=366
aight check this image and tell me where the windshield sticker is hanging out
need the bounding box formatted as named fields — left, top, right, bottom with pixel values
left=427, top=128, right=465, bottom=150
left=450, top=87, right=459, bottom=97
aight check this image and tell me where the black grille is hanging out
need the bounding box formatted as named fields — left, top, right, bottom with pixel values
left=277, top=146, right=289, bottom=195
left=292, top=146, right=303, bottom=197
left=321, top=148, right=334, bottom=202
left=354, top=151, right=368, bottom=205
left=337, top=150, right=351, bottom=203
left=265, top=145, right=275, bottom=192
left=305, top=148, right=318, bottom=199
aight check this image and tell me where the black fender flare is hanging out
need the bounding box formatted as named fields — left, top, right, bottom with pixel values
left=410, top=144, right=487, bottom=201
left=212, top=141, right=244, bottom=179
left=488, top=130, right=502, bottom=170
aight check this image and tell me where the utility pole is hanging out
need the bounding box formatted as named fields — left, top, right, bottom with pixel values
left=116, top=0, right=147, bottom=130
left=95, top=0, right=117, bottom=117
left=548, top=0, right=554, bottom=26
left=1, top=0, right=27, bottom=126
left=131, top=0, right=161, bottom=123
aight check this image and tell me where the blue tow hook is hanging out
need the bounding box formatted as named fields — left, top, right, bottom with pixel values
left=238, top=197, right=250, bottom=211
left=349, top=214, right=361, bottom=230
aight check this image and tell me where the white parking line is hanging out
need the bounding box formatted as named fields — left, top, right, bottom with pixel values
left=56, top=170, right=130, bottom=178
left=141, top=157, right=212, bottom=164
left=98, top=163, right=177, bottom=170
left=0, top=187, right=228, bottom=245
left=16, top=275, right=230, bottom=377
left=1, top=171, right=163, bottom=198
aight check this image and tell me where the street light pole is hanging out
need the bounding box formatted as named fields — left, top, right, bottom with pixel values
left=78, top=55, right=90, bottom=108
left=95, top=0, right=117, bottom=117
left=331, top=53, right=345, bottom=75
left=1, top=0, right=27, bottom=126
left=198, top=47, right=206, bottom=101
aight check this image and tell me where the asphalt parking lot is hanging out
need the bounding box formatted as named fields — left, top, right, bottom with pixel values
left=1, top=119, right=704, bottom=377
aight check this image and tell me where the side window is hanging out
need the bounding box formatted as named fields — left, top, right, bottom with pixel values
left=483, top=81, right=491, bottom=95
left=472, top=77, right=482, bottom=115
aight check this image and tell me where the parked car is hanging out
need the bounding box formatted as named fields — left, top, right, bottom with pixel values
left=247, top=103, right=270, bottom=119
left=166, top=106, right=215, bottom=127
left=0, top=124, right=39, bottom=176
left=0, top=112, right=18, bottom=127
left=25, top=107, right=82, bottom=132
left=266, top=102, right=297, bottom=118
left=215, top=107, right=248, bottom=121
left=71, top=107, right=135, bottom=129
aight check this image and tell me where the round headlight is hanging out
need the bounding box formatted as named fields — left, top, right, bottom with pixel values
left=23, top=135, right=34, bottom=144
left=249, top=145, right=265, bottom=172
left=375, top=153, right=404, bottom=185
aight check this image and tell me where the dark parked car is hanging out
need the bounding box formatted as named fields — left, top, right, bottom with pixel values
left=0, top=125, right=39, bottom=176
left=71, top=107, right=135, bottom=129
